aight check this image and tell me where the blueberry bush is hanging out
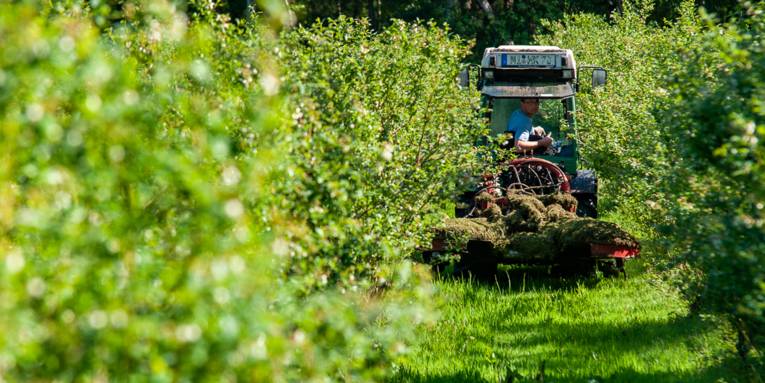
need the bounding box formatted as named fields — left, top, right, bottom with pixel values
left=0, top=1, right=481, bottom=380
left=538, top=0, right=765, bottom=364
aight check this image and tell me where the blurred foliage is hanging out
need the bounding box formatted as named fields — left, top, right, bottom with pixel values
left=44, top=0, right=748, bottom=63
left=291, top=0, right=613, bottom=61
left=0, top=1, right=465, bottom=381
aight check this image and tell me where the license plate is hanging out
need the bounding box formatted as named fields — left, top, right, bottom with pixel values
left=501, top=53, right=558, bottom=67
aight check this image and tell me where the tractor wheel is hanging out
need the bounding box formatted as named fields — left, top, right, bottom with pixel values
left=596, top=259, right=626, bottom=278
left=458, top=240, right=499, bottom=278
left=456, top=257, right=498, bottom=278
left=553, top=258, right=623, bottom=278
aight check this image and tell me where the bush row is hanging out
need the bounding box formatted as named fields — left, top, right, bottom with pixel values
left=539, top=0, right=765, bottom=362
left=535, top=1, right=700, bottom=218
left=657, top=2, right=765, bottom=357
left=278, top=16, right=485, bottom=290
left=0, top=2, right=481, bottom=381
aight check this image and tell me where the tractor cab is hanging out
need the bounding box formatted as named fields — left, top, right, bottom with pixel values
left=461, top=45, right=606, bottom=217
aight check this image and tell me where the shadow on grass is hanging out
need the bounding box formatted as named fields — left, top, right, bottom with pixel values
left=393, top=356, right=748, bottom=383
left=391, top=368, right=492, bottom=383
left=392, top=314, right=748, bottom=382
left=396, top=262, right=750, bottom=382
left=583, top=358, right=753, bottom=383
left=432, top=264, right=604, bottom=293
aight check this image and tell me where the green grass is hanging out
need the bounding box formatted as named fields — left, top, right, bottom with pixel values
left=393, top=261, right=748, bottom=382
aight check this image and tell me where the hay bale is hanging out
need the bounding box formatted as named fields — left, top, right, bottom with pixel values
left=480, top=204, right=503, bottom=221
left=501, top=195, right=546, bottom=233
left=436, top=218, right=507, bottom=250
left=539, top=193, right=578, bottom=212
left=504, top=210, right=542, bottom=232
left=545, top=203, right=577, bottom=222
left=551, top=218, right=640, bottom=250
left=473, top=191, right=498, bottom=218
left=428, top=190, right=639, bottom=266
left=475, top=192, right=494, bottom=204
left=505, top=192, right=546, bottom=212
left=504, top=231, right=557, bottom=261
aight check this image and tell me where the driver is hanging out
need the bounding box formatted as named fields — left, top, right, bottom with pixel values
left=506, top=98, right=553, bottom=154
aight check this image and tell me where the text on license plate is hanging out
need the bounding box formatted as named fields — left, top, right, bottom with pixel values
left=501, top=54, right=558, bottom=67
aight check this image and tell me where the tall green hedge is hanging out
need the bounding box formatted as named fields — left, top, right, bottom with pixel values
left=538, top=0, right=765, bottom=363
left=656, top=2, right=765, bottom=357
left=0, top=1, right=485, bottom=380
left=278, top=17, right=485, bottom=289
left=0, top=2, right=290, bottom=379
left=535, top=1, right=703, bottom=218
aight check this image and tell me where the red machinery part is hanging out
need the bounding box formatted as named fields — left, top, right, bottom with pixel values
left=590, top=243, right=640, bottom=259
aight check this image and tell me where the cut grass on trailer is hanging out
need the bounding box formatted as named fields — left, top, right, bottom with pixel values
left=393, top=261, right=749, bottom=382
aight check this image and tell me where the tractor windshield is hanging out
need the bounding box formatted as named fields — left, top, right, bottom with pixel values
left=536, top=99, right=566, bottom=137
left=488, top=98, right=569, bottom=140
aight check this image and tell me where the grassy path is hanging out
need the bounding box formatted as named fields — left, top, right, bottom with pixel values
left=393, top=262, right=747, bottom=382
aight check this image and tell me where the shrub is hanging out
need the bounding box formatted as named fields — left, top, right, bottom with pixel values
left=538, top=0, right=765, bottom=359
left=278, top=17, right=486, bottom=289
left=0, top=2, right=439, bottom=381
left=656, top=2, right=765, bottom=354
left=0, top=2, right=285, bottom=379
left=535, top=1, right=707, bottom=220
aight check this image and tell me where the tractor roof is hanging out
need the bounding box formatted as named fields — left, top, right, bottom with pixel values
left=493, top=45, right=567, bottom=52
left=480, top=45, right=577, bottom=99
left=481, top=45, right=576, bottom=70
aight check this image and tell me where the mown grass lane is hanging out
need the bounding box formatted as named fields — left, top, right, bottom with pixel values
left=393, top=261, right=748, bottom=382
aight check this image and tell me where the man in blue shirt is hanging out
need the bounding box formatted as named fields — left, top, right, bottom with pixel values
left=506, top=98, right=552, bottom=154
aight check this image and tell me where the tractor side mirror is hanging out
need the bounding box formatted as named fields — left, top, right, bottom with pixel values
left=592, top=68, right=607, bottom=88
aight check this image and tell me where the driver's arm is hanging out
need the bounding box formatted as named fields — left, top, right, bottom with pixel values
left=515, top=136, right=552, bottom=151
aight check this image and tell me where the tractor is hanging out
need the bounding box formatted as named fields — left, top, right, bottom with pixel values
left=459, top=44, right=606, bottom=218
